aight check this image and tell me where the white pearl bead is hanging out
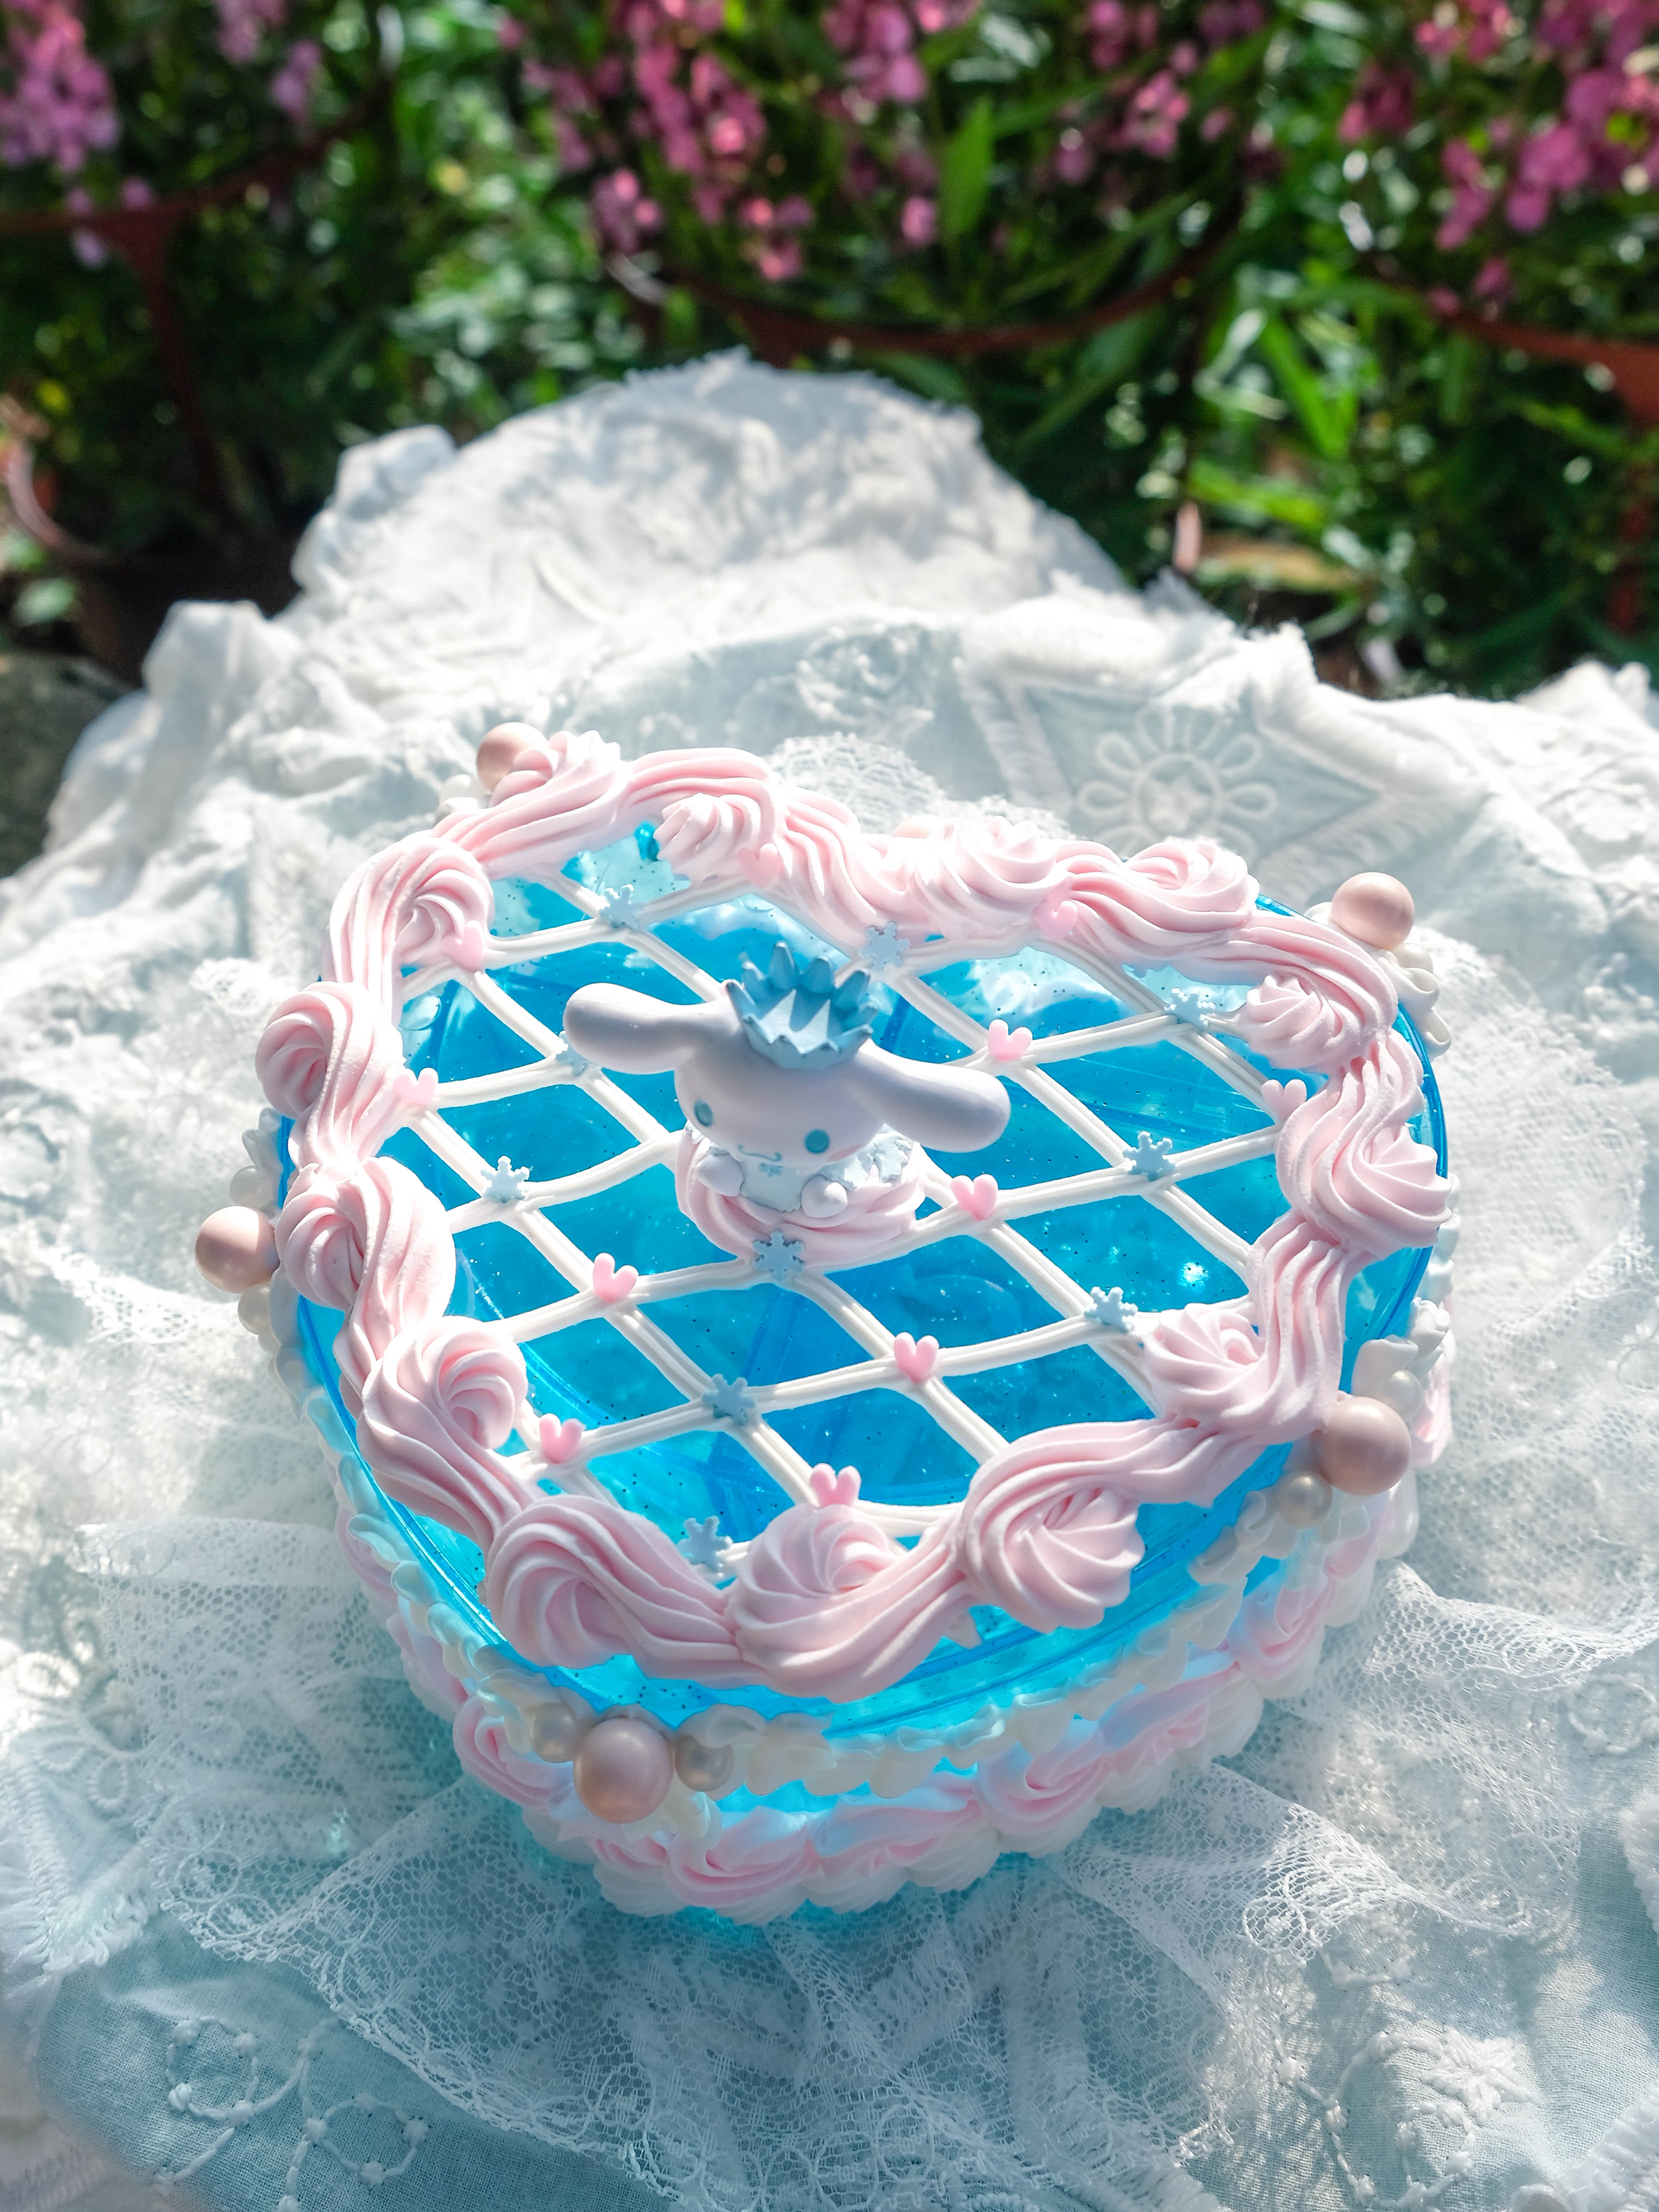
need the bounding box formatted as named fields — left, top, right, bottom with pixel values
left=1330, top=872, right=1416, bottom=951
left=572, top=1715, right=673, bottom=1824
left=528, top=1697, right=591, bottom=1762
left=1314, top=1396, right=1414, bottom=1496
left=195, top=1206, right=278, bottom=1293
left=673, top=1734, right=736, bottom=1793
left=1275, top=1468, right=1333, bottom=1527
left=476, top=722, right=544, bottom=791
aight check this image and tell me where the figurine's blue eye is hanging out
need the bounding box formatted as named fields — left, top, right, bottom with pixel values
left=804, top=1128, right=830, bottom=1154
left=694, top=1101, right=714, bottom=1127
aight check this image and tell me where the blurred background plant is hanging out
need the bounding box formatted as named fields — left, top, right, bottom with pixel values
left=1, top=0, right=1656, bottom=705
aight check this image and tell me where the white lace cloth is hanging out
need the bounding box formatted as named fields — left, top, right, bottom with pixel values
left=5, top=355, right=1659, bottom=2212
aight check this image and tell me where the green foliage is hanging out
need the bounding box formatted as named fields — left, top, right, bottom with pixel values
left=3, top=0, right=1657, bottom=698
left=0, top=0, right=639, bottom=552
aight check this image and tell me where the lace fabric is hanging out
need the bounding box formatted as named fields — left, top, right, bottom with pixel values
left=4, top=356, right=1659, bottom=2211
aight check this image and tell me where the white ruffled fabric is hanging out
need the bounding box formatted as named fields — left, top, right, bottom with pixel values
left=6, top=355, right=1659, bottom=2212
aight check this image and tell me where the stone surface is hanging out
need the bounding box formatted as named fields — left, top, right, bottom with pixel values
left=0, top=650, right=124, bottom=877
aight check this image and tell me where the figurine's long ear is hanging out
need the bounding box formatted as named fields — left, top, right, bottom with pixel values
left=562, top=983, right=711, bottom=1072
left=846, top=1046, right=1010, bottom=1154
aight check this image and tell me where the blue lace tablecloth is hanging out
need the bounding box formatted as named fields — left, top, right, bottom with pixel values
left=6, top=357, right=1659, bottom=2212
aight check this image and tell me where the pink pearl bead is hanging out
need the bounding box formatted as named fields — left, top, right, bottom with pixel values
left=1329, top=872, right=1415, bottom=951
left=572, top=1715, right=673, bottom=1824
left=475, top=722, right=544, bottom=792
left=1313, top=1396, right=1413, bottom=1496
left=195, top=1206, right=278, bottom=1293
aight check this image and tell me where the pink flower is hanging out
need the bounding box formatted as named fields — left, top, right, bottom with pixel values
left=1199, top=0, right=1264, bottom=42
left=213, top=0, right=284, bottom=65
left=64, top=178, right=101, bottom=259
left=269, top=36, right=320, bottom=122
left=1120, top=66, right=1187, bottom=156
left=592, top=164, right=662, bottom=253
left=1427, top=285, right=1462, bottom=316
left=496, top=14, right=523, bottom=49
left=0, top=0, right=117, bottom=173
left=1435, top=137, right=1497, bottom=247
left=899, top=191, right=936, bottom=243
left=1201, top=103, right=1232, bottom=140
left=752, top=237, right=802, bottom=279
left=1339, top=60, right=1413, bottom=144
left=1472, top=252, right=1512, bottom=300
left=1054, top=124, right=1092, bottom=181
left=825, top=0, right=930, bottom=105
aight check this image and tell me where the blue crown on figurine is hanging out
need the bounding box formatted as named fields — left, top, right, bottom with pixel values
left=726, top=942, right=875, bottom=1070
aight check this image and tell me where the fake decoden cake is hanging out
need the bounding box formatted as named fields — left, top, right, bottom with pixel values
left=196, top=726, right=1456, bottom=1921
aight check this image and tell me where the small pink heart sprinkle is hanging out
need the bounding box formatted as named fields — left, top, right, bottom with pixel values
left=951, top=1173, right=999, bottom=1221
left=592, top=1253, right=639, bottom=1304
left=1039, top=896, right=1081, bottom=939
left=749, top=841, right=783, bottom=885
left=446, top=922, right=489, bottom=970
left=892, top=1332, right=940, bottom=1384
left=986, top=1021, right=1032, bottom=1063
left=539, top=1415, right=585, bottom=1464
left=807, top=1463, right=861, bottom=1507
left=1261, top=1078, right=1309, bottom=1126
left=395, top=1066, right=438, bottom=1111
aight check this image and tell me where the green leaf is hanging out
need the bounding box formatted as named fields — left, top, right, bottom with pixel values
left=940, top=97, right=995, bottom=243
left=1014, top=309, right=1164, bottom=449
left=1187, top=458, right=1332, bottom=533
left=1257, top=316, right=1354, bottom=461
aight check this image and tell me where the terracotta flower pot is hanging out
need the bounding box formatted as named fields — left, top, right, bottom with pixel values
left=5, top=441, right=300, bottom=685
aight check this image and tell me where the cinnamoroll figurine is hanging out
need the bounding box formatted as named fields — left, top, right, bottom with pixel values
left=563, top=942, right=1009, bottom=1217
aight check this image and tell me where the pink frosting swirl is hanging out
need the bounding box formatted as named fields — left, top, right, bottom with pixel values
left=1139, top=1215, right=1351, bottom=1440
left=591, top=1810, right=814, bottom=1918
left=1220, top=910, right=1399, bottom=1072
left=971, top=1717, right=1123, bottom=1839
left=1055, top=837, right=1259, bottom=964
left=324, top=834, right=494, bottom=1004
left=255, top=981, right=411, bottom=1175
left=642, top=751, right=789, bottom=883
left=1273, top=1030, right=1447, bottom=1259
left=452, top=1692, right=558, bottom=1808
left=358, top=1321, right=535, bottom=1554
left=808, top=1776, right=981, bottom=1877
left=276, top=1158, right=455, bottom=1410
left=726, top=1505, right=971, bottom=1702
left=673, top=1128, right=926, bottom=1269
left=1224, top=1563, right=1342, bottom=1690
left=858, top=815, right=1071, bottom=947
left=446, top=729, right=635, bottom=883
left=952, top=1427, right=1159, bottom=1632
left=483, top=1495, right=751, bottom=1684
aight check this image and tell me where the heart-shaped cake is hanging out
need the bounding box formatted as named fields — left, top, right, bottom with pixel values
left=197, top=726, right=1454, bottom=1920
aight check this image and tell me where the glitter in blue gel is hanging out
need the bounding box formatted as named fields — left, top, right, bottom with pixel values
left=288, top=876, right=1448, bottom=1744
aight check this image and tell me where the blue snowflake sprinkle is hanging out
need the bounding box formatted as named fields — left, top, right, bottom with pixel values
left=862, top=920, right=912, bottom=973
left=600, top=885, right=642, bottom=930
left=1167, top=988, right=1209, bottom=1027
left=483, top=1156, right=532, bottom=1204
left=753, top=1229, right=805, bottom=1282
left=1128, top=1131, right=1176, bottom=1181
left=702, top=1374, right=756, bottom=1425
left=1087, top=1285, right=1138, bottom=1332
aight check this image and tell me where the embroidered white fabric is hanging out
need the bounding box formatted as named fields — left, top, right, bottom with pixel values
left=7, top=356, right=1659, bottom=2211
